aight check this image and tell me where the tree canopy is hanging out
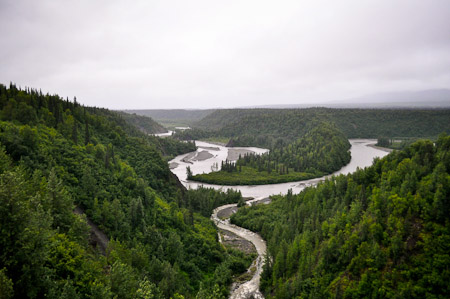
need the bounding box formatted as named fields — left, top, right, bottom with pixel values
left=0, top=83, right=248, bottom=298
left=191, top=122, right=351, bottom=185
left=231, top=134, right=450, bottom=298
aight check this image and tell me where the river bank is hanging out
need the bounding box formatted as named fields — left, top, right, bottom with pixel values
left=212, top=203, right=266, bottom=299
left=170, top=139, right=390, bottom=298
left=170, top=139, right=389, bottom=198
left=368, top=143, right=394, bottom=152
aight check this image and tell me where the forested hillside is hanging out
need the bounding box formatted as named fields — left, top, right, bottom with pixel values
left=231, top=135, right=450, bottom=298
left=0, top=83, right=248, bottom=298
left=190, top=123, right=351, bottom=185
left=118, top=111, right=167, bottom=134
left=123, top=109, right=215, bottom=128
left=185, top=108, right=450, bottom=148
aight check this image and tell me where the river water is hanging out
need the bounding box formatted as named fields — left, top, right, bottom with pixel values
left=152, top=130, right=173, bottom=137
left=170, top=139, right=389, bottom=198
left=169, top=139, right=389, bottom=298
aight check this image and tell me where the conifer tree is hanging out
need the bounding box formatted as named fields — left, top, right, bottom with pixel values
left=84, top=120, right=90, bottom=145
left=71, top=122, right=78, bottom=144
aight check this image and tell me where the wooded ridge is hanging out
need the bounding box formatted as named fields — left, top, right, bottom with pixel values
left=0, top=83, right=249, bottom=298
left=190, top=122, right=351, bottom=185
left=231, top=135, right=450, bottom=298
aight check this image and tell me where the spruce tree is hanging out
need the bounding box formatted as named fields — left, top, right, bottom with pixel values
left=84, top=120, right=90, bottom=145
left=71, top=122, right=78, bottom=144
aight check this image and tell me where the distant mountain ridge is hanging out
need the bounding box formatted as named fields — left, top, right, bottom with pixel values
left=237, top=89, right=450, bottom=109
left=122, top=109, right=215, bottom=127
left=332, top=89, right=450, bottom=108
left=187, top=108, right=450, bottom=142
left=118, top=111, right=167, bottom=134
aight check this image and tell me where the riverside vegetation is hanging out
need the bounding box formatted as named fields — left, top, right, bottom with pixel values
left=180, top=108, right=449, bottom=186
left=190, top=122, right=351, bottom=185
left=231, top=135, right=450, bottom=298
left=0, top=83, right=252, bottom=298
left=1, top=83, right=449, bottom=298
left=175, top=108, right=450, bottom=149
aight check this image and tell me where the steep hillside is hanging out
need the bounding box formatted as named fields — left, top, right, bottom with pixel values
left=231, top=135, right=450, bottom=298
left=0, top=83, right=248, bottom=298
left=118, top=111, right=167, bottom=134
left=123, top=109, right=215, bottom=127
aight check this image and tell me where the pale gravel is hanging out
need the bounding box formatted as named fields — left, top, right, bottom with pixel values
left=227, top=149, right=255, bottom=161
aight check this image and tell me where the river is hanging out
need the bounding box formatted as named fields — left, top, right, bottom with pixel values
left=169, top=139, right=390, bottom=298
left=152, top=130, right=173, bottom=137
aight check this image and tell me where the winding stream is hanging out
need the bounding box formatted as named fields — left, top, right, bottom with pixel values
left=169, top=140, right=390, bottom=298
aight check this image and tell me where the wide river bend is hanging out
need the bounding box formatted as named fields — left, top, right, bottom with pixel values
left=169, top=140, right=389, bottom=298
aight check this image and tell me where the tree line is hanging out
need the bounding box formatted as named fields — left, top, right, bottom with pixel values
left=191, top=108, right=450, bottom=143
left=231, top=134, right=450, bottom=298
left=0, top=83, right=249, bottom=298
left=190, top=122, right=351, bottom=185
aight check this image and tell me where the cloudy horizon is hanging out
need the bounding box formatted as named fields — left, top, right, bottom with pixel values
left=1, top=0, right=449, bottom=109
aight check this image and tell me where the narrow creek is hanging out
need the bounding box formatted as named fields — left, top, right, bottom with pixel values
left=169, top=140, right=390, bottom=298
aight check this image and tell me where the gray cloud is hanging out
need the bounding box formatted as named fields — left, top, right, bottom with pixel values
left=1, top=0, right=449, bottom=109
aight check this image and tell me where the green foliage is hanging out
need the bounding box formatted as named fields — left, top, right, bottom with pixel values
left=0, top=84, right=193, bottom=161
left=191, top=108, right=450, bottom=142
left=118, top=111, right=167, bottom=134
left=0, top=84, right=248, bottom=298
left=0, top=268, right=13, bottom=299
left=231, top=135, right=450, bottom=298
left=376, top=137, right=391, bottom=147
left=186, top=166, right=193, bottom=180
left=192, top=165, right=319, bottom=185
left=379, top=137, right=431, bottom=150
left=192, top=122, right=351, bottom=185
left=122, top=109, right=215, bottom=128
left=183, top=187, right=242, bottom=217
left=150, top=136, right=196, bottom=160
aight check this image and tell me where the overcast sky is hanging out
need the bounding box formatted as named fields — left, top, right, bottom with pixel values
left=1, top=0, right=449, bottom=109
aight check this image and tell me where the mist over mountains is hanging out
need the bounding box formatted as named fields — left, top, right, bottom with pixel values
left=239, top=89, right=450, bottom=109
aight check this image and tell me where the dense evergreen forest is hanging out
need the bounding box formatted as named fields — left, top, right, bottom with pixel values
left=118, top=111, right=167, bottom=135
left=231, top=135, right=450, bottom=298
left=2, top=83, right=449, bottom=298
left=0, top=83, right=251, bottom=298
left=174, top=108, right=450, bottom=149
left=190, top=123, right=351, bottom=185
left=123, top=109, right=215, bottom=128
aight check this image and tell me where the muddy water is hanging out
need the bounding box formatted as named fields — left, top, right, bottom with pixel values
left=170, top=139, right=389, bottom=298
